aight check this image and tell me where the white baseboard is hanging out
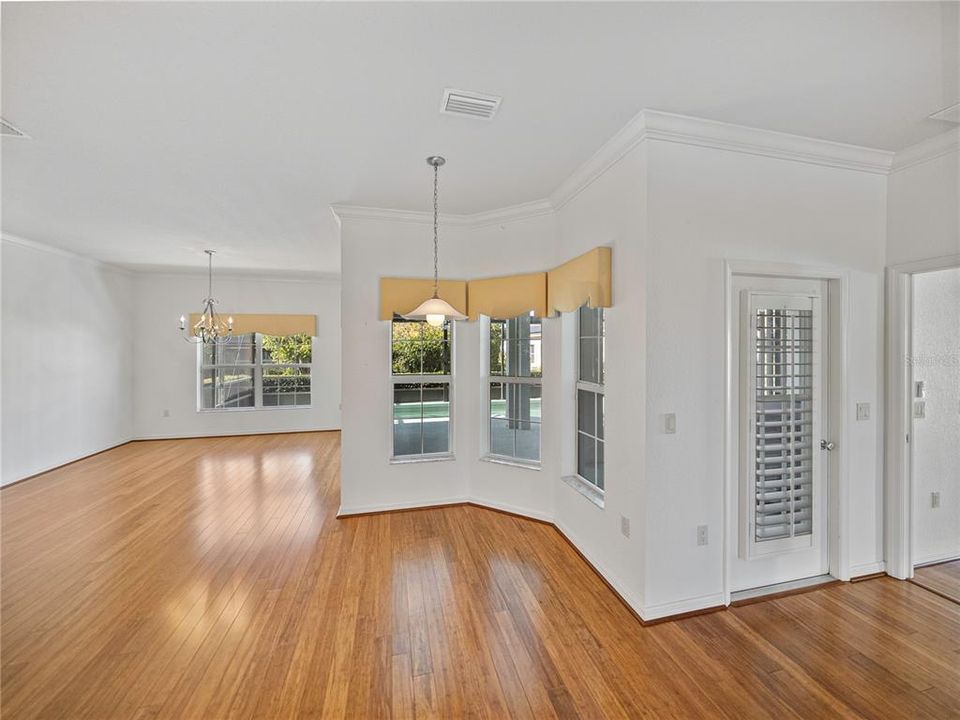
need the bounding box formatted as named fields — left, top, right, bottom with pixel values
left=2, top=436, right=134, bottom=487
left=553, top=520, right=645, bottom=617
left=849, top=561, right=886, bottom=578
left=337, top=497, right=468, bottom=517
left=641, top=592, right=727, bottom=621
left=133, top=426, right=341, bottom=441
left=468, top=497, right=554, bottom=524
left=914, top=551, right=960, bottom=567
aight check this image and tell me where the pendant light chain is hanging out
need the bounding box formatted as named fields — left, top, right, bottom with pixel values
left=433, top=161, right=440, bottom=298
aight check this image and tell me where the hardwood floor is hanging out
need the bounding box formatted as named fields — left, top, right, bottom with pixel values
left=912, top=560, right=960, bottom=605
left=2, top=432, right=959, bottom=719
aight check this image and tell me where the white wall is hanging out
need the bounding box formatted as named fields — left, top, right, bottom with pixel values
left=337, top=212, right=559, bottom=516
left=912, top=267, right=960, bottom=564
left=887, top=134, right=960, bottom=266
left=132, top=272, right=341, bottom=439
left=553, top=143, right=649, bottom=612
left=1, top=238, right=134, bottom=484
left=641, top=140, right=887, bottom=613
left=337, top=116, right=891, bottom=620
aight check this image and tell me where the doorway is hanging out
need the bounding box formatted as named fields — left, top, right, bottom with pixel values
left=727, top=273, right=840, bottom=595
left=908, top=266, right=960, bottom=603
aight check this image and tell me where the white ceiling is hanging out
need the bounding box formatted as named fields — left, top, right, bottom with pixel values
left=2, top=2, right=957, bottom=273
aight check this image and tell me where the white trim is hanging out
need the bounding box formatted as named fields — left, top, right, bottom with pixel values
left=134, top=427, right=340, bottom=440
left=480, top=454, right=541, bottom=471
left=337, top=497, right=468, bottom=518
left=641, top=592, right=726, bottom=622
left=885, top=255, right=960, bottom=579
left=330, top=199, right=554, bottom=228
left=551, top=109, right=893, bottom=211
left=1, top=233, right=133, bottom=275
left=130, top=267, right=341, bottom=284
left=0, top=437, right=135, bottom=487
left=554, top=519, right=645, bottom=614
left=914, top=553, right=960, bottom=568
left=723, top=260, right=852, bottom=602
left=849, top=561, right=886, bottom=578
left=561, top=474, right=605, bottom=509
left=336, top=109, right=897, bottom=230
left=890, top=128, right=960, bottom=173
left=469, top=498, right=554, bottom=524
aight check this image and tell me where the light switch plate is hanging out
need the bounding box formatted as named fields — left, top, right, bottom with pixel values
left=914, top=381, right=925, bottom=398
left=932, top=491, right=941, bottom=509
left=697, top=525, right=708, bottom=546
left=664, top=413, right=677, bottom=434
left=913, top=400, right=926, bottom=419
left=856, top=402, right=870, bottom=421
left=620, top=515, right=631, bottom=538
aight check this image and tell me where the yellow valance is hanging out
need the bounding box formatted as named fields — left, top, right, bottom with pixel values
left=547, top=247, right=612, bottom=315
left=189, top=313, right=317, bottom=337
left=379, top=278, right=468, bottom=321
left=467, top=272, right=547, bottom=320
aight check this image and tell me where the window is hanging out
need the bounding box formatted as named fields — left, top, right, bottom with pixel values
left=199, top=333, right=312, bottom=410
left=391, top=317, right=452, bottom=459
left=487, top=312, right=542, bottom=464
left=576, top=306, right=604, bottom=489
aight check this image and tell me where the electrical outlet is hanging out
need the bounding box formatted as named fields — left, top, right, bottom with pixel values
left=856, top=402, right=870, bottom=421
left=913, top=401, right=926, bottom=419
left=664, top=413, right=677, bottom=434
left=620, top=515, right=631, bottom=538
left=932, top=491, right=941, bottom=509
left=697, top=525, right=708, bottom=546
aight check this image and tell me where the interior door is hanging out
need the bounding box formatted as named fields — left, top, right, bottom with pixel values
left=730, top=276, right=830, bottom=592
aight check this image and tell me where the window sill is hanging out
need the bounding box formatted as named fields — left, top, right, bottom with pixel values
left=389, top=453, right=456, bottom=465
left=480, top=455, right=541, bottom=471
left=196, top=405, right=312, bottom=413
left=562, top=475, right=605, bottom=508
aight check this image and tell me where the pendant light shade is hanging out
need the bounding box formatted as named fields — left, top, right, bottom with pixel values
left=405, top=295, right=468, bottom=327
left=403, top=156, right=467, bottom=326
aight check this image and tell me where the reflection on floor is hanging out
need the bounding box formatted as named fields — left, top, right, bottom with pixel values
left=912, top=560, right=960, bottom=605
left=2, top=432, right=960, bottom=719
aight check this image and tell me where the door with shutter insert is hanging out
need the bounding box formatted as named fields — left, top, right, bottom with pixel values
left=730, top=277, right=830, bottom=592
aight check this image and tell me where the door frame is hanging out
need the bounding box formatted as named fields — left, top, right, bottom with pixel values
left=885, top=254, right=960, bottom=579
left=723, top=260, right=850, bottom=605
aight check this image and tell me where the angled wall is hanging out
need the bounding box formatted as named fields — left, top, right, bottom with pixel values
left=1, top=237, right=135, bottom=484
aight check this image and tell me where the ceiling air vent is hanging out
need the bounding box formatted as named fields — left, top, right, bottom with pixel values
left=440, top=88, right=501, bottom=120
left=0, top=118, right=29, bottom=138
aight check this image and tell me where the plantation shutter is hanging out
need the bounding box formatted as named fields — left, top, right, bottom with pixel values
left=751, top=304, right=815, bottom=542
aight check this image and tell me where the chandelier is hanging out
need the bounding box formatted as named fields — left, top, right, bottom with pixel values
left=403, top=156, right=468, bottom=327
left=179, top=250, right=234, bottom=344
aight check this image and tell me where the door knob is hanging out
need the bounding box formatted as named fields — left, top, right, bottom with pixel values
left=820, top=440, right=836, bottom=451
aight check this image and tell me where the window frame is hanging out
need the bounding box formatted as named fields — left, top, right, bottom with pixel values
left=482, top=314, right=543, bottom=469
left=389, top=317, right=455, bottom=463
left=575, top=306, right=605, bottom=492
left=197, top=332, right=314, bottom=413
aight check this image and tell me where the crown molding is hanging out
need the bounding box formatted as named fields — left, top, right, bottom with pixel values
left=345, top=109, right=899, bottom=230
left=890, top=128, right=960, bottom=173
left=550, top=109, right=895, bottom=210
left=127, top=265, right=341, bottom=284
left=330, top=198, right=554, bottom=228
left=1, top=233, right=133, bottom=275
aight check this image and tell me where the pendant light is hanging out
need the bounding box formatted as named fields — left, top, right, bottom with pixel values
left=404, top=156, right=467, bottom=327
left=178, top=250, right=234, bottom=344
